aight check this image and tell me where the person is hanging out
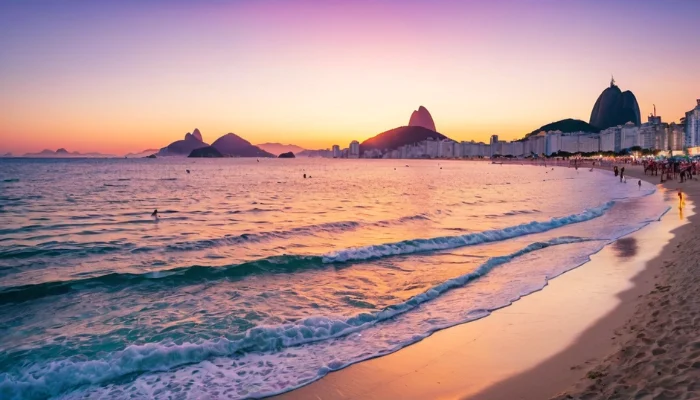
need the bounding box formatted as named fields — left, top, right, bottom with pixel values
left=151, top=209, right=159, bottom=220
left=620, top=166, right=625, bottom=182
left=678, top=189, right=685, bottom=209
left=638, top=180, right=642, bottom=190
left=303, top=173, right=306, bottom=179
left=614, top=166, right=619, bottom=177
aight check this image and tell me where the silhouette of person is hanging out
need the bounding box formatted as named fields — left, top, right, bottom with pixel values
left=638, top=180, right=642, bottom=190
left=151, top=209, right=159, bottom=220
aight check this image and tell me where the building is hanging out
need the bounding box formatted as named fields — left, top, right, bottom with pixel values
left=426, top=138, right=439, bottom=158
left=685, top=99, right=700, bottom=149
left=349, top=140, right=360, bottom=158
left=599, top=127, right=618, bottom=152
left=332, top=145, right=340, bottom=158
left=490, top=135, right=499, bottom=157
left=667, top=123, right=684, bottom=151
left=620, top=122, right=640, bottom=150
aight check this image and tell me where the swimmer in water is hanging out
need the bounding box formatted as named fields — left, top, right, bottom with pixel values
left=151, top=209, right=159, bottom=220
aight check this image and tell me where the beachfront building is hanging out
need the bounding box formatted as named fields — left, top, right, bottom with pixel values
left=685, top=99, right=700, bottom=149
left=620, top=122, right=640, bottom=150
left=490, top=135, right=499, bottom=157
left=426, top=138, right=439, bottom=158
left=599, top=127, right=618, bottom=152
left=667, top=123, right=684, bottom=151
left=438, top=139, right=455, bottom=158
left=512, top=141, right=524, bottom=157
left=453, top=141, right=464, bottom=158
left=349, top=140, right=360, bottom=158
left=332, top=145, right=341, bottom=158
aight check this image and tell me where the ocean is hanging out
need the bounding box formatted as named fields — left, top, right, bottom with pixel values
left=0, top=158, right=669, bottom=399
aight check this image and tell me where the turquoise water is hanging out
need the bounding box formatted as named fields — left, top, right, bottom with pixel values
left=0, top=158, right=667, bottom=399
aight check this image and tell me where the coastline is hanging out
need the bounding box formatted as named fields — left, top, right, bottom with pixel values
left=274, top=162, right=693, bottom=400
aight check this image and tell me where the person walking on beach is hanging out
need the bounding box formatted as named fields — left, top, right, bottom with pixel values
left=638, top=180, right=642, bottom=190
left=620, top=166, right=625, bottom=182
left=614, top=166, right=619, bottom=177
left=678, top=189, right=685, bottom=209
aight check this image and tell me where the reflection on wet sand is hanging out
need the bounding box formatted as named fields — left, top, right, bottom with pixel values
left=612, top=237, right=638, bottom=259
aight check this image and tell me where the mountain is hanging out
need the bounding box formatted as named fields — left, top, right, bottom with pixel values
left=296, top=149, right=332, bottom=158
left=23, top=149, right=115, bottom=157
left=256, top=143, right=305, bottom=155
left=191, top=128, right=203, bottom=142
left=589, top=79, right=641, bottom=130
left=188, top=146, right=223, bottom=158
left=211, top=133, right=275, bottom=157
left=524, top=118, right=599, bottom=138
left=360, top=126, right=448, bottom=154
left=125, top=149, right=159, bottom=158
left=2, top=152, right=12, bottom=157
left=408, top=106, right=436, bottom=132
left=158, top=129, right=209, bottom=156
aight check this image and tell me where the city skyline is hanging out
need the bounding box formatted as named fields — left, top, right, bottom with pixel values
left=2, top=0, right=699, bottom=154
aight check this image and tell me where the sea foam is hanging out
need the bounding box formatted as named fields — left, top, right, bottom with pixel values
left=323, top=201, right=615, bottom=263
left=0, top=236, right=590, bottom=400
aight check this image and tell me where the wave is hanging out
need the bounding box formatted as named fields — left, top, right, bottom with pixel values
left=0, top=205, right=609, bottom=304
left=323, top=201, right=614, bottom=263
left=164, top=214, right=430, bottom=251
left=0, top=255, right=321, bottom=305
left=164, top=221, right=361, bottom=251
left=0, top=237, right=590, bottom=400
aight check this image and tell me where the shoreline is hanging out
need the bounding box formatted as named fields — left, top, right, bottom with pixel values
left=274, top=162, right=693, bottom=400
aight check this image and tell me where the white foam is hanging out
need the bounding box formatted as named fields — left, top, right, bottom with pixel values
left=322, top=201, right=615, bottom=263
left=0, top=237, right=591, bottom=400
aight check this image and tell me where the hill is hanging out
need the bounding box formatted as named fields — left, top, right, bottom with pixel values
left=524, top=118, right=599, bottom=138
left=188, top=146, right=223, bottom=158
left=157, top=129, right=208, bottom=156
left=296, top=149, right=332, bottom=158
left=590, top=81, right=641, bottom=130
left=125, top=149, right=159, bottom=158
left=360, top=126, right=448, bottom=153
left=256, top=143, right=305, bottom=155
left=23, top=149, right=115, bottom=157
left=211, top=133, right=274, bottom=157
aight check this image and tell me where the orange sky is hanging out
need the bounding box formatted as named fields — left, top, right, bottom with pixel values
left=1, top=1, right=698, bottom=155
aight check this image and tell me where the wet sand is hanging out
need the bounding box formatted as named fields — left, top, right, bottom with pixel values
left=275, top=163, right=694, bottom=400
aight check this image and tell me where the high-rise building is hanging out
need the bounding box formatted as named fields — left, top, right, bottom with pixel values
left=685, top=99, right=700, bottom=149
left=332, top=145, right=340, bottom=158
left=667, top=123, right=684, bottom=151
left=489, top=135, right=499, bottom=157
left=349, top=140, right=360, bottom=158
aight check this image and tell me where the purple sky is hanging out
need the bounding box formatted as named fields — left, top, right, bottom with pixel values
left=1, top=0, right=699, bottom=154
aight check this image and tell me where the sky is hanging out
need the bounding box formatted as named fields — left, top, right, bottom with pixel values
left=1, top=0, right=699, bottom=155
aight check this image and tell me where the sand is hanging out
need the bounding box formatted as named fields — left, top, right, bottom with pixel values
left=546, top=164, right=700, bottom=400
left=275, top=162, right=698, bottom=400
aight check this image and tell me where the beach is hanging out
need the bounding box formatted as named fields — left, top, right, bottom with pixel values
left=276, top=163, right=697, bottom=400
left=550, top=164, right=700, bottom=400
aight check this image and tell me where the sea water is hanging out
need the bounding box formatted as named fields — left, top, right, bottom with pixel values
left=0, top=158, right=668, bottom=399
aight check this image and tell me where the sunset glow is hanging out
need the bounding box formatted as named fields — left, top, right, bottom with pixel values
left=1, top=0, right=699, bottom=154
